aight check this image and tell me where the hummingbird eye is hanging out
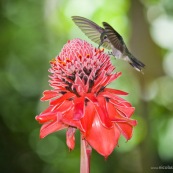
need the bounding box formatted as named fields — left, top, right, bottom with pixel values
left=104, top=35, right=107, bottom=39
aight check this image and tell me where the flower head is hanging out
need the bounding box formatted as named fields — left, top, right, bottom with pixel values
left=36, top=39, right=137, bottom=157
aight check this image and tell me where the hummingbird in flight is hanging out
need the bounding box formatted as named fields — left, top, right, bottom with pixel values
left=72, top=16, right=145, bottom=72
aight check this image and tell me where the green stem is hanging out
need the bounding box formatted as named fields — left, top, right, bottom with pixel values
left=80, top=135, right=92, bottom=173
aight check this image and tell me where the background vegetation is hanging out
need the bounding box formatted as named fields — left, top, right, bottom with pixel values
left=1, top=0, right=173, bottom=172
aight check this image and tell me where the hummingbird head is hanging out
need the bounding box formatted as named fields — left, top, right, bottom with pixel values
left=98, top=32, right=109, bottom=48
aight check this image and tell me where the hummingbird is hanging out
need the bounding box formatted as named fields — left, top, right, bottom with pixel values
left=72, top=16, right=145, bottom=72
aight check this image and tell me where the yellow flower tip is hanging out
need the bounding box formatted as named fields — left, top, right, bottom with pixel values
left=50, top=58, right=56, bottom=65
left=100, top=48, right=104, bottom=52
left=86, top=54, right=90, bottom=58
left=78, top=54, right=82, bottom=60
left=66, top=58, right=71, bottom=63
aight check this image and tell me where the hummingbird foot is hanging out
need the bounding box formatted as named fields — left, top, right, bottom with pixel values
left=108, top=51, right=114, bottom=56
left=108, top=52, right=118, bottom=59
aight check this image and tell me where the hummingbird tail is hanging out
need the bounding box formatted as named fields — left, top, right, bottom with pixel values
left=128, top=54, right=145, bottom=72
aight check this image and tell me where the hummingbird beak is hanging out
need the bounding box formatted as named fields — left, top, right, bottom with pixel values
left=98, top=41, right=103, bottom=49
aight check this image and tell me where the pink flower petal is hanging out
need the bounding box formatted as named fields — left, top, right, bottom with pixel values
left=35, top=112, right=57, bottom=123
left=95, top=96, right=113, bottom=128
left=116, top=123, right=134, bottom=141
left=80, top=101, right=96, bottom=134
left=73, top=97, right=85, bottom=120
left=104, top=88, right=128, bottom=95
left=91, top=70, right=107, bottom=92
left=85, top=114, right=120, bottom=157
left=50, top=92, right=75, bottom=106
left=85, top=93, right=98, bottom=105
left=106, top=101, right=124, bottom=120
left=73, top=75, right=86, bottom=95
left=41, top=90, right=60, bottom=101
left=102, top=72, right=121, bottom=87
left=100, top=91, right=126, bottom=103
left=40, top=120, right=67, bottom=138
left=63, top=109, right=84, bottom=132
left=115, top=105, right=135, bottom=118
left=109, top=99, right=135, bottom=117
left=56, top=100, right=74, bottom=113
left=66, top=127, right=76, bottom=150
left=106, top=101, right=137, bottom=125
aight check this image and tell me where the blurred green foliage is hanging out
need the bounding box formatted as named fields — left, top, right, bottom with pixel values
left=1, top=0, right=173, bottom=173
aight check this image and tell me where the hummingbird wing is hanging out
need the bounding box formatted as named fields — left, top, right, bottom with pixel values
left=103, top=22, right=145, bottom=72
left=102, top=22, right=125, bottom=52
left=72, top=16, right=111, bottom=49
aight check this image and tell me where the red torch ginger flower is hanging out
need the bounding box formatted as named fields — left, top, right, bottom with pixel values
left=36, top=38, right=137, bottom=158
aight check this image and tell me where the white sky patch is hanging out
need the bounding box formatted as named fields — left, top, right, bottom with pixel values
left=142, top=81, right=158, bottom=101
left=65, top=0, right=104, bottom=17
left=151, top=15, right=173, bottom=50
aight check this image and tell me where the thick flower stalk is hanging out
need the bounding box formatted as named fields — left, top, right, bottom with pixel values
left=35, top=39, right=137, bottom=160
